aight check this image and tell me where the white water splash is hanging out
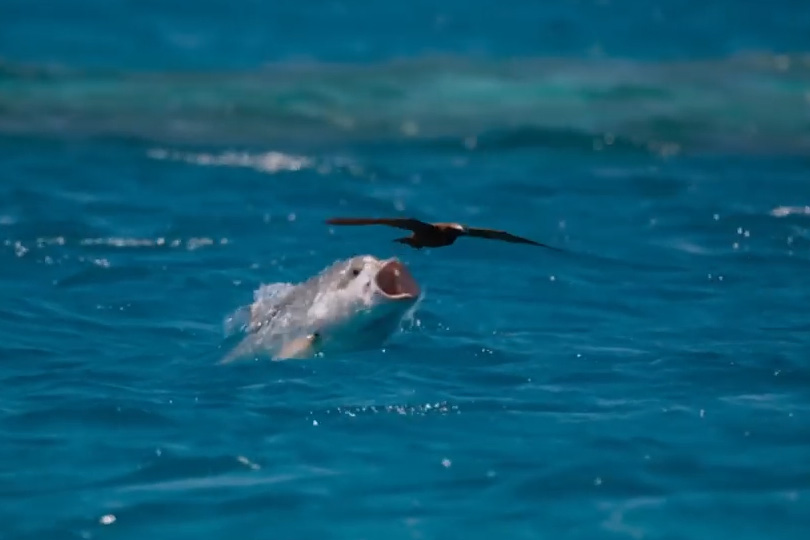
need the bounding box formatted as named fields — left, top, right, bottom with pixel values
left=147, top=149, right=313, bottom=173
left=771, top=206, right=810, bottom=217
left=222, top=282, right=295, bottom=338
left=253, top=282, right=297, bottom=303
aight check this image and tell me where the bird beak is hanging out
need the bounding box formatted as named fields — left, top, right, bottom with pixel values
left=375, top=258, right=421, bottom=300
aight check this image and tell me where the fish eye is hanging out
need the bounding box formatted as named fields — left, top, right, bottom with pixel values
left=351, top=268, right=361, bottom=277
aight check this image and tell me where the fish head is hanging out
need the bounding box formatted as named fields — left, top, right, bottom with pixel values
left=336, top=254, right=422, bottom=304
left=306, top=254, right=422, bottom=348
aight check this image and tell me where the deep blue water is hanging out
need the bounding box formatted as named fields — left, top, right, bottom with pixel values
left=2, top=1, right=810, bottom=538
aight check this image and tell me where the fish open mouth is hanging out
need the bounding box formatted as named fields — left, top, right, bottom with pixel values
left=375, top=259, right=421, bottom=299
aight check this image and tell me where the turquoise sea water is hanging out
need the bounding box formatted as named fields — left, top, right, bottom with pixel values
left=2, top=1, right=810, bottom=538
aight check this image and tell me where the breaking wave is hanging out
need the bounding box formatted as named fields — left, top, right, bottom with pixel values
left=2, top=52, right=809, bottom=155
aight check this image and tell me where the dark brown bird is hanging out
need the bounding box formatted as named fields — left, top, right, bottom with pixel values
left=326, top=217, right=562, bottom=250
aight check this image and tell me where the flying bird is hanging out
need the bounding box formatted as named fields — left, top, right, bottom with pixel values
left=325, top=217, right=562, bottom=251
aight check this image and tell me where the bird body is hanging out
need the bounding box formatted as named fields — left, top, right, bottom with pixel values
left=393, top=222, right=464, bottom=248
left=326, top=217, right=560, bottom=251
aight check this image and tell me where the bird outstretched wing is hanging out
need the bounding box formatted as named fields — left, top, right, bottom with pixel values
left=463, top=226, right=562, bottom=250
left=326, top=217, right=435, bottom=233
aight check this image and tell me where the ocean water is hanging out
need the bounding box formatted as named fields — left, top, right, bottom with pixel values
left=2, top=1, right=810, bottom=538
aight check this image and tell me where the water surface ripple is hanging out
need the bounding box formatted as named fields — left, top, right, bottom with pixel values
left=2, top=1, right=810, bottom=539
